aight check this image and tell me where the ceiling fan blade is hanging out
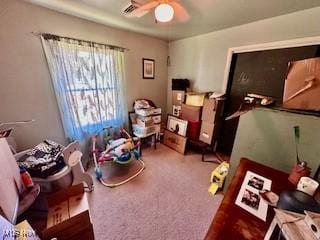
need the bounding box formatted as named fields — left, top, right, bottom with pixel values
left=127, top=1, right=159, bottom=18
left=170, top=1, right=190, bottom=22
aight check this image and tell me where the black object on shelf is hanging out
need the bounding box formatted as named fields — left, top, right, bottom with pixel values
left=277, top=190, right=320, bottom=214
left=172, top=79, right=190, bottom=91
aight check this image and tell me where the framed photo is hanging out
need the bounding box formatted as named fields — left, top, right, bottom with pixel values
left=143, top=58, right=155, bottom=79
left=166, top=115, right=188, bottom=137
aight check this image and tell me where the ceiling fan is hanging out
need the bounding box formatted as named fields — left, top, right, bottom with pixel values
left=127, top=0, right=190, bottom=23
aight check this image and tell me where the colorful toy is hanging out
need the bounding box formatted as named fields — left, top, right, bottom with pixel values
left=208, top=161, right=230, bottom=195
left=92, top=127, right=145, bottom=187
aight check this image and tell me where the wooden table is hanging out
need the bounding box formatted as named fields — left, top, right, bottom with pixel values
left=205, top=158, right=295, bottom=240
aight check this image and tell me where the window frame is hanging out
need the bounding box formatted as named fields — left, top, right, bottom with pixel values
left=66, top=50, right=118, bottom=129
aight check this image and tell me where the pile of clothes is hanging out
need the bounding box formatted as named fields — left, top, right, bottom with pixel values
left=16, top=140, right=66, bottom=178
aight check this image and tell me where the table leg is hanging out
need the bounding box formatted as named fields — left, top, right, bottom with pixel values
left=201, top=147, right=205, bottom=162
left=154, top=134, right=157, bottom=149
left=264, top=218, right=278, bottom=240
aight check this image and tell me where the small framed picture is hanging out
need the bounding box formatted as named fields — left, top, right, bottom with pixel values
left=166, top=115, right=188, bottom=137
left=143, top=58, right=155, bottom=79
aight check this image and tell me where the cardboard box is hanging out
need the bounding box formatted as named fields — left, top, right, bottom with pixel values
left=135, top=108, right=161, bottom=117
left=172, top=90, right=185, bottom=106
left=180, top=104, right=202, bottom=122
left=152, top=108, right=162, bottom=115
left=135, top=108, right=153, bottom=117
left=42, top=184, right=94, bottom=240
left=202, top=98, right=224, bottom=123
left=186, top=93, right=206, bottom=107
left=163, top=129, right=187, bottom=154
left=152, top=115, right=161, bottom=124
left=199, top=121, right=220, bottom=145
left=132, top=124, right=156, bottom=137
left=136, top=115, right=154, bottom=127
left=283, top=57, right=320, bottom=111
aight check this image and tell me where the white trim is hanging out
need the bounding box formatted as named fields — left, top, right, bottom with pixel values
left=222, top=36, right=320, bottom=93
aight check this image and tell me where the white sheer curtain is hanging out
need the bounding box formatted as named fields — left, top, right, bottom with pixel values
left=41, top=35, right=127, bottom=160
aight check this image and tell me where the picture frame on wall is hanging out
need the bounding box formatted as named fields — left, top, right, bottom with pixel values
left=166, top=115, right=188, bottom=137
left=143, top=58, right=155, bottom=79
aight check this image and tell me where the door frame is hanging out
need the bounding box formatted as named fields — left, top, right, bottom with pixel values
left=218, top=35, right=320, bottom=155
left=222, top=36, right=320, bottom=93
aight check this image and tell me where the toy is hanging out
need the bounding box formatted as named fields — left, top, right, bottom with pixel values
left=208, top=161, right=230, bottom=195
left=92, top=127, right=145, bottom=187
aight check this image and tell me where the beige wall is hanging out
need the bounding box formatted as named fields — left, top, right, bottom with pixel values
left=0, top=0, right=168, bottom=150
left=168, top=7, right=320, bottom=111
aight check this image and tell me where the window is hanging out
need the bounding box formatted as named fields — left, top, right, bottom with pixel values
left=42, top=35, right=126, bottom=141
left=67, top=50, right=117, bottom=128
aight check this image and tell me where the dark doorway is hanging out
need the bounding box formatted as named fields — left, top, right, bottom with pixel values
left=217, top=45, right=320, bottom=156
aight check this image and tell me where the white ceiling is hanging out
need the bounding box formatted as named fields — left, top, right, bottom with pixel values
left=25, top=0, right=320, bottom=41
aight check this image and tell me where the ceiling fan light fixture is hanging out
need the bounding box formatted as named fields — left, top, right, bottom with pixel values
left=155, top=3, right=174, bottom=22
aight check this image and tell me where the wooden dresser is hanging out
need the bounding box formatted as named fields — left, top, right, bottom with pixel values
left=205, top=158, right=295, bottom=240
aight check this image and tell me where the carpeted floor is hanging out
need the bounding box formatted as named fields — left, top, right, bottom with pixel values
left=87, top=144, right=223, bottom=240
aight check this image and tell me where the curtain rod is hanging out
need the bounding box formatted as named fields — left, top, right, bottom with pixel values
left=31, top=32, right=129, bottom=52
